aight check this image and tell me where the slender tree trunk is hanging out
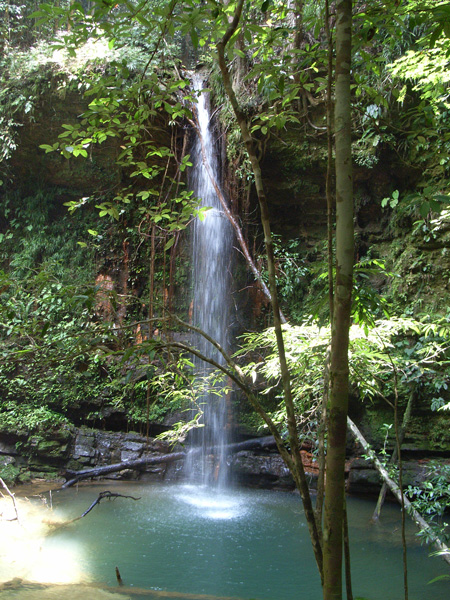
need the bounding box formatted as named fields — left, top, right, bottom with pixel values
left=315, top=0, right=334, bottom=541
left=5, top=0, right=10, bottom=43
left=315, top=348, right=329, bottom=538
left=325, top=0, right=334, bottom=321
left=343, top=499, right=353, bottom=600
left=323, top=1, right=353, bottom=599
left=146, top=222, right=156, bottom=444
left=372, top=389, right=415, bottom=521
left=391, top=359, right=409, bottom=600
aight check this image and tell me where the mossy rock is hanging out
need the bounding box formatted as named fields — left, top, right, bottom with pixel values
left=359, top=408, right=394, bottom=449
left=27, top=459, right=60, bottom=473
left=50, top=425, right=74, bottom=443
left=35, top=439, right=68, bottom=458
left=17, top=470, right=32, bottom=483
left=0, top=464, right=21, bottom=485
left=64, top=459, right=85, bottom=471
left=28, top=469, right=60, bottom=480
left=407, top=414, right=450, bottom=451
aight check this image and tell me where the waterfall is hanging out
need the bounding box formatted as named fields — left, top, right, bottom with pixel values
left=187, top=73, right=234, bottom=487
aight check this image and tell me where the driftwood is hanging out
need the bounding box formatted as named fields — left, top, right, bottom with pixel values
left=61, top=436, right=278, bottom=489
left=47, top=491, right=143, bottom=530
left=347, top=416, right=450, bottom=567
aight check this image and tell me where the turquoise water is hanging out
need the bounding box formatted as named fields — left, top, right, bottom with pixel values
left=33, top=482, right=450, bottom=600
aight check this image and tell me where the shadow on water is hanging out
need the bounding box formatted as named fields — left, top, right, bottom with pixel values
left=1, top=482, right=449, bottom=600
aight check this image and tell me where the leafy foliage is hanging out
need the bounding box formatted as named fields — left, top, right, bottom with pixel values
left=407, top=461, right=450, bottom=544
left=236, top=316, right=450, bottom=438
left=0, top=265, right=197, bottom=434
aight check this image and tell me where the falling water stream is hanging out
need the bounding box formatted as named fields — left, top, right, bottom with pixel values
left=186, top=73, right=234, bottom=486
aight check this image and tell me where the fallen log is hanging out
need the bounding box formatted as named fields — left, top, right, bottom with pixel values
left=61, top=436, right=278, bottom=489
left=61, top=451, right=187, bottom=489
left=224, top=435, right=278, bottom=452
left=347, top=416, right=450, bottom=567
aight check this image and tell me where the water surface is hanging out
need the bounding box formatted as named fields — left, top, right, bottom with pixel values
left=2, top=482, right=448, bottom=600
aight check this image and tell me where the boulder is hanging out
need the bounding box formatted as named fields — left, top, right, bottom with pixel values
left=230, top=451, right=295, bottom=489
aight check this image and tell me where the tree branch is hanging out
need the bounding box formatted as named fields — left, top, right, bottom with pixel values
left=0, top=478, right=21, bottom=525
left=79, top=491, right=141, bottom=518
left=187, top=113, right=282, bottom=320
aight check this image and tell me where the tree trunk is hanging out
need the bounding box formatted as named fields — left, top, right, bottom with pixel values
left=325, top=0, right=334, bottom=322
left=315, top=349, right=329, bottom=538
left=323, top=1, right=353, bottom=599
left=372, top=389, right=415, bottom=522
left=343, top=499, right=353, bottom=600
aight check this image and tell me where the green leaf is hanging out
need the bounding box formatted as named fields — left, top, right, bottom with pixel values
left=164, top=237, right=176, bottom=251
left=429, top=199, right=441, bottom=212
left=39, top=144, right=56, bottom=154
left=420, top=201, right=431, bottom=218
left=428, top=574, right=450, bottom=584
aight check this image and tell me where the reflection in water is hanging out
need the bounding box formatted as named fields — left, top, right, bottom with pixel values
left=1, top=482, right=449, bottom=600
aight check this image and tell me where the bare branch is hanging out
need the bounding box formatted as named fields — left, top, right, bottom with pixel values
left=0, top=478, right=21, bottom=525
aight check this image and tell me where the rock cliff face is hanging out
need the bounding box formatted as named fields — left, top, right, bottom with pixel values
left=2, top=76, right=450, bottom=493
left=8, top=87, right=121, bottom=194
left=2, top=422, right=446, bottom=494
left=0, top=427, right=171, bottom=485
